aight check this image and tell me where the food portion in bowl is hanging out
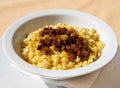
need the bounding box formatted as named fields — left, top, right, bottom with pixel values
left=22, top=23, right=105, bottom=70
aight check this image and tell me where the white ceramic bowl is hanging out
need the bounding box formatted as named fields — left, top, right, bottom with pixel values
left=2, top=10, right=118, bottom=80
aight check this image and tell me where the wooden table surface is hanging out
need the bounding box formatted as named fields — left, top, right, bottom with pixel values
left=0, top=0, right=120, bottom=45
left=0, top=0, right=120, bottom=88
left=0, top=0, right=120, bottom=44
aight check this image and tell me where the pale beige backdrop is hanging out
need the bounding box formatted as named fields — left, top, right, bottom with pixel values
left=0, top=0, right=120, bottom=88
left=0, top=0, right=120, bottom=45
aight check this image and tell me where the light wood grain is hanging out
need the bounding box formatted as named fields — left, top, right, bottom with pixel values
left=0, top=0, right=119, bottom=44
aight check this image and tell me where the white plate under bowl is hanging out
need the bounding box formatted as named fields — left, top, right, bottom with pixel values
left=2, top=10, right=118, bottom=80
left=0, top=38, right=50, bottom=88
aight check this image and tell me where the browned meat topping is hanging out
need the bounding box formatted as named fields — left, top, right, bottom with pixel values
left=37, top=26, right=93, bottom=62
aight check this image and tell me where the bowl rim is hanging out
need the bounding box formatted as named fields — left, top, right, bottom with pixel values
left=2, top=9, right=118, bottom=79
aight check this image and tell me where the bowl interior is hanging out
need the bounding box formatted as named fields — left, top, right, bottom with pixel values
left=13, top=14, right=107, bottom=58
